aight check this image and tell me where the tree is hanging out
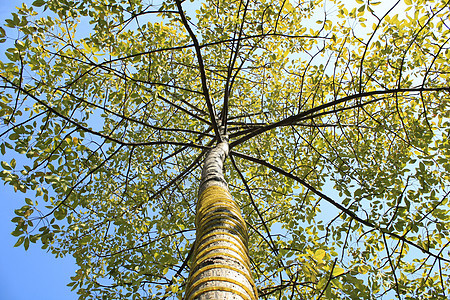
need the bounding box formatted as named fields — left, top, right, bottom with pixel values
left=1, top=0, right=449, bottom=298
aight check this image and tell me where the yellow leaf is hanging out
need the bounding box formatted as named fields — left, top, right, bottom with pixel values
left=418, top=15, right=428, bottom=26
left=332, top=266, right=345, bottom=276
left=358, top=265, right=369, bottom=274
left=314, top=249, right=326, bottom=262
left=391, top=14, right=399, bottom=24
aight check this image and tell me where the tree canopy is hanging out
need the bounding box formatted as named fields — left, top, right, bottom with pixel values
left=1, top=0, right=450, bottom=298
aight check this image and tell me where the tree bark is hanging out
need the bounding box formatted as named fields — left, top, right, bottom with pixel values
left=184, top=141, right=258, bottom=300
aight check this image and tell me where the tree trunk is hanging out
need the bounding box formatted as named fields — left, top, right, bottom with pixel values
left=184, top=141, right=258, bottom=300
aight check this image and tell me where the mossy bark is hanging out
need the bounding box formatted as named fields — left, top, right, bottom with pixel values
left=184, top=142, right=257, bottom=300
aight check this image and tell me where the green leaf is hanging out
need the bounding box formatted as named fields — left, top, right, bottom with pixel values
left=14, top=236, right=25, bottom=247
left=1, top=161, right=11, bottom=170
left=54, top=208, right=66, bottom=220
left=0, top=26, right=4, bottom=37
left=11, top=229, right=23, bottom=237
left=32, top=0, right=45, bottom=7
left=24, top=237, right=30, bottom=250
left=10, top=158, right=16, bottom=169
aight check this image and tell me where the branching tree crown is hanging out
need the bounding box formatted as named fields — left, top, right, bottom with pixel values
left=1, top=0, right=450, bottom=299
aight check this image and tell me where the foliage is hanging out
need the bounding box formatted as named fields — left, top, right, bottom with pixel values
left=1, top=0, right=450, bottom=299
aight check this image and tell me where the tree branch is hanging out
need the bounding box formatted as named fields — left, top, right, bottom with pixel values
left=230, top=87, right=450, bottom=148
left=231, top=150, right=450, bottom=263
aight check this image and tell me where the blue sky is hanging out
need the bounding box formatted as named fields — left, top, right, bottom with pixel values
left=0, top=1, right=78, bottom=299
left=0, top=186, right=78, bottom=300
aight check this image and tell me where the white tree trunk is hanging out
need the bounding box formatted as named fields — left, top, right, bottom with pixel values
left=184, top=142, right=258, bottom=300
